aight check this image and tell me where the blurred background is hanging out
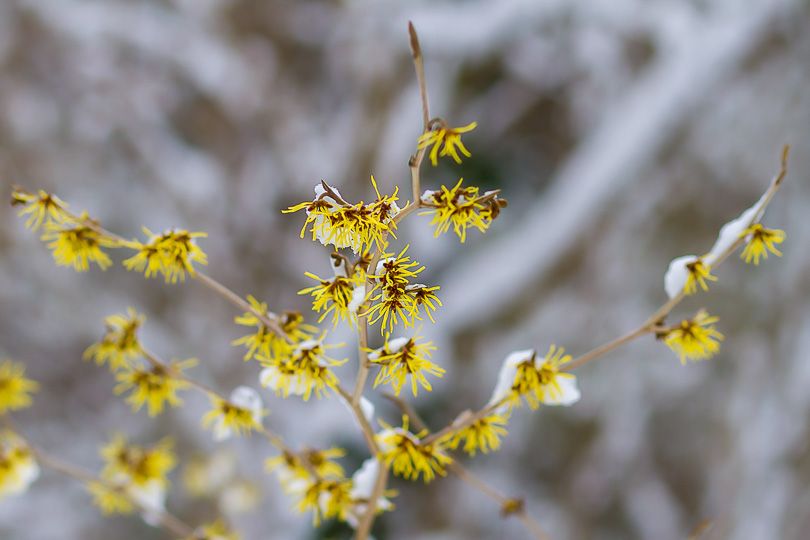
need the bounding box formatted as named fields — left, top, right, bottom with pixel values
left=1, top=0, right=809, bottom=539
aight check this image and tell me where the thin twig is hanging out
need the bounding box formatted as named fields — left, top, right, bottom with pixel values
left=408, top=21, right=431, bottom=202
left=449, top=462, right=551, bottom=540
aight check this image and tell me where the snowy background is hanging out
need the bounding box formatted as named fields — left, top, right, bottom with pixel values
left=1, top=0, right=809, bottom=539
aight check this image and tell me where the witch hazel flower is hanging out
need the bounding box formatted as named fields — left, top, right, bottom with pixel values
left=202, top=386, right=265, bottom=441
left=0, top=431, right=39, bottom=499
left=488, top=345, right=580, bottom=412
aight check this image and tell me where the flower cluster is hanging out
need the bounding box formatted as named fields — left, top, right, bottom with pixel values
left=368, top=335, right=444, bottom=396
left=0, top=360, right=38, bottom=414
left=659, top=311, right=725, bottom=364
left=377, top=417, right=452, bottom=483
left=489, top=345, right=581, bottom=411
left=124, top=227, right=208, bottom=283
left=283, top=178, right=400, bottom=254
left=91, top=435, right=176, bottom=517
left=232, top=296, right=316, bottom=362
left=365, top=245, right=441, bottom=334
left=0, top=431, right=39, bottom=499
left=258, top=338, right=345, bottom=400
left=420, top=179, right=506, bottom=242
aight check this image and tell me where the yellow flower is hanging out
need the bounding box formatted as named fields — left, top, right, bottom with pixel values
left=41, top=213, right=116, bottom=272
left=83, top=308, right=145, bottom=371
left=295, top=478, right=354, bottom=525
left=100, top=435, right=176, bottom=489
left=661, top=311, right=724, bottom=364
left=283, top=177, right=399, bottom=254
left=444, top=414, right=508, bottom=456
left=417, top=121, right=477, bottom=166
left=740, top=224, right=786, bottom=265
left=232, top=296, right=316, bottom=362
left=258, top=339, right=346, bottom=401
left=408, top=284, right=442, bottom=323
left=11, top=187, right=70, bottom=230
left=202, top=387, right=264, bottom=441
left=298, top=270, right=365, bottom=327
left=370, top=335, right=444, bottom=396
left=0, top=360, right=38, bottom=414
left=186, top=520, right=241, bottom=540
left=123, top=227, right=208, bottom=283
left=491, top=346, right=580, bottom=410
left=377, top=416, right=452, bottom=483
left=365, top=283, right=417, bottom=335
left=87, top=481, right=134, bottom=515
left=375, top=245, right=424, bottom=287
left=684, top=259, right=717, bottom=295
left=419, top=179, right=505, bottom=242
left=0, top=431, right=39, bottom=498
left=365, top=246, right=441, bottom=334
left=114, top=359, right=197, bottom=416
left=266, top=447, right=346, bottom=488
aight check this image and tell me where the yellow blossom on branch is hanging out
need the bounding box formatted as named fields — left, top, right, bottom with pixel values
left=113, top=358, right=197, bottom=416
left=100, top=435, right=176, bottom=489
left=202, top=387, right=265, bottom=441
left=258, top=339, right=346, bottom=401
left=419, top=179, right=506, bottom=242
left=41, top=214, right=117, bottom=272
left=299, top=269, right=365, bottom=327
left=0, top=360, right=38, bottom=413
left=660, top=311, right=724, bottom=364
left=83, top=308, right=145, bottom=371
left=740, top=224, right=786, bottom=265
left=283, top=177, right=400, bottom=254
left=684, top=259, right=717, bottom=295
left=369, top=335, right=444, bottom=396
left=443, top=413, right=509, bottom=456
left=123, top=227, right=208, bottom=283
left=365, top=246, right=441, bottom=334
left=417, top=120, right=477, bottom=166
left=295, top=478, right=354, bottom=525
left=10, top=187, right=70, bottom=230
left=87, top=482, right=134, bottom=515
left=232, top=296, right=315, bottom=362
left=266, top=447, right=346, bottom=490
left=377, top=416, right=452, bottom=483
left=0, top=431, right=39, bottom=498
left=489, top=345, right=580, bottom=411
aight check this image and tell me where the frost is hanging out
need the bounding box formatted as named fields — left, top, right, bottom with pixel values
left=541, top=374, right=581, bottom=406
left=663, top=255, right=699, bottom=299
left=348, top=285, right=366, bottom=313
